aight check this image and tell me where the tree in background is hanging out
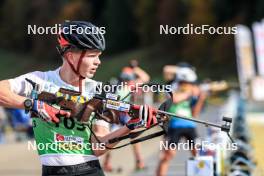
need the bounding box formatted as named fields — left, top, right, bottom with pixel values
left=135, top=0, right=158, bottom=46
left=156, top=0, right=189, bottom=56
left=0, top=0, right=95, bottom=61
left=255, top=0, right=264, bottom=21
left=103, top=0, right=138, bottom=54
left=0, top=0, right=263, bottom=80
left=0, top=0, right=32, bottom=52
left=182, top=0, right=215, bottom=66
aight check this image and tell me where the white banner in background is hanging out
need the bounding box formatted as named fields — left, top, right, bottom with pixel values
left=253, top=20, right=264, bottom=76
left=250, top=76, right=264, bottom=101
left=187, top=156, right=214, bottom=176
left=235, top=25, right=256, bottom=98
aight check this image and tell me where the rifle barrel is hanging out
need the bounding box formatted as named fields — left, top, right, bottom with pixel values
left=157, top=110, right=223, bottom=129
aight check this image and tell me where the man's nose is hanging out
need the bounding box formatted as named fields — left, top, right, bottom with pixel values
left=94, top=57, right=101, bottom=65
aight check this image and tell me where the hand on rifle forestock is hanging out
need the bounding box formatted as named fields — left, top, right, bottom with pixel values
left=78, top=98, right=120, bottom=124
left=126, top=105, right=159, bottom=130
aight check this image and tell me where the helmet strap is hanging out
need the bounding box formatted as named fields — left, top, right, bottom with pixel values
left=77, top=51, right=86, bottom=93
left=65, top=50, right=86, bottom=92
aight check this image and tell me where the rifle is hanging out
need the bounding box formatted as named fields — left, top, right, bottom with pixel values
left=25, top=78, right=234, bottom=149
left=25, top=78, right=120, bottom=124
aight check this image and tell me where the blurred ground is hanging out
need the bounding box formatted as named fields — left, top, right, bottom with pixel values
left=0, top=105, right=216, bottom=176
left=0, top=138, right=41, bottom=176
left=0, top=103, right=263, bottom=176
left=247, top=113, right=264, bottom=176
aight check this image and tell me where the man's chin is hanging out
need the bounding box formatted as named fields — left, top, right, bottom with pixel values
left=86, top=73, right=95, bottom=78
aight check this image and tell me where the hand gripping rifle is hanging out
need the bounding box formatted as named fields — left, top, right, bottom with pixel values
left=25, top=78, right=234, bottom=149
left=102, top=99, right=234, bottom=149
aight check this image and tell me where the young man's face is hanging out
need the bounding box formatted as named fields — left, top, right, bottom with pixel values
left=68, top=50, right=102, bottom=78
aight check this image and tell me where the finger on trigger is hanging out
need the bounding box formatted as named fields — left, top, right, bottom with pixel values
left=59, top=110, right=71, bottom=118
left=51, top=114, right=60, bottom=123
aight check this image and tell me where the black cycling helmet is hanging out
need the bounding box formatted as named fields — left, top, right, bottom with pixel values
left=57, top=21, right=105, bottom=93
left=57, top=21, right=105, bottom=55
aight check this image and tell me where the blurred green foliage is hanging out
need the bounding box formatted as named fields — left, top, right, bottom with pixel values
left=0, top=0, right=263, bottom=81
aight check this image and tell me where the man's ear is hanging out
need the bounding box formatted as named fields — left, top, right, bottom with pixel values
left=65, top=51, right=74, bottom=64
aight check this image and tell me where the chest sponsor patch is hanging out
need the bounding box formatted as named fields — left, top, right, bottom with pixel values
left=55, top=133, right=84, bottom=144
